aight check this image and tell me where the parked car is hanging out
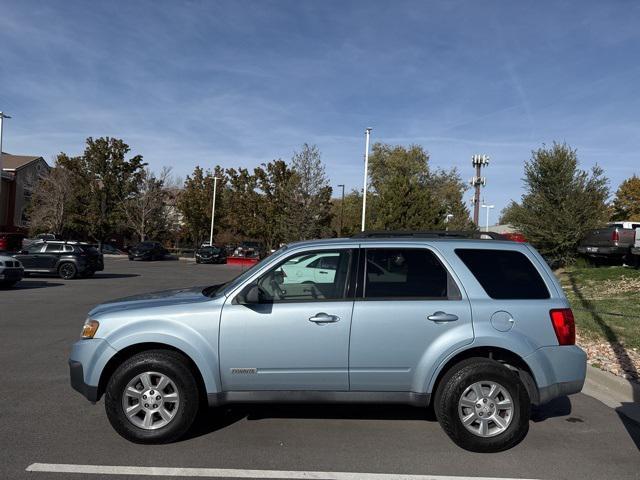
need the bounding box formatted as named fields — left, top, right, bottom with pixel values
left=128, top=241, right=168, bottom=261
left=69, top=232, right=585, bottom=452
left=0, top=232, right=26, bottom=253
left=501, top=232, right=527, bottom=243
left=577, top=221, right=640, bottom=263
left=195, top=245, right=227, bottom=264
left=100, top=243, right=125, bottom=255
left=21, top=233, right=58, bottom=250
left=630, top=228, right=640, bottom=268
left=0, top=254, right=24, bottom=287
left=13, top=241, right=104, bottom=279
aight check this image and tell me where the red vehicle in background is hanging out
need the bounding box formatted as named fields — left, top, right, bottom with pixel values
left=501, top=232, right=527, bottom=242
left=0, top=232, right=26, bottom=252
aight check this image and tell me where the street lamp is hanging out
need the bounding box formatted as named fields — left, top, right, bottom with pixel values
left=444, top=213, right=454, bottom=231
left=361, top=127, right=372, bottom=232
left=209, top=176, right=219, bottom=247
left=337, top=184, right=345, bottom=237
left=0, top=112, right=11, bottom=214
left=481, top=203, right=494, bottom=232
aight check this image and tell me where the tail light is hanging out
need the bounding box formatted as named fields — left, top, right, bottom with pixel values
left=612, top=230, right=620, bottom=243
left=550, top=309, right=575, bottom=345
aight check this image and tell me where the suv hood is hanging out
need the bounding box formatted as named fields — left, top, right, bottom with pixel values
left=89, top=286, right=212, bottom=317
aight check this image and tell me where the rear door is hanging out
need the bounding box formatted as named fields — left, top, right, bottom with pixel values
left=39, top=244, right=63, bottom=269
left=349, top=246, right=473, bottom=392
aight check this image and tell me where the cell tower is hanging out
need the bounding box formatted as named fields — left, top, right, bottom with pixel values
left=470, top=154, right=489, bottom=226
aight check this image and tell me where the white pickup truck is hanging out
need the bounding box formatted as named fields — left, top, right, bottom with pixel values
left=631, top=228, right=640, bottom=267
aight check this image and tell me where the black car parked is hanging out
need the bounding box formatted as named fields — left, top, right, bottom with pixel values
left=128, top=241, right=168, bottom=261
left=195, top=245, right=227, bottom=264
left=13, top=241, right=104, bottom=279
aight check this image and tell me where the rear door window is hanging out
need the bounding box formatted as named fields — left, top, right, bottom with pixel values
left=363, top=248, right=460, bottom=300
left=455, top=249, right=549, bottom=299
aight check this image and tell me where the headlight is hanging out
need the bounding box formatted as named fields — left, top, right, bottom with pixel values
left=81, top=319, right=100, bottom=339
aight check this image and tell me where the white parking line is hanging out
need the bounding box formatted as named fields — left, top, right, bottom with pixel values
left=25, top=463, right=539, bottom=480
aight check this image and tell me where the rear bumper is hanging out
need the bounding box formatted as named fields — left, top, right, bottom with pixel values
left=525, top=345, right=587, bottom=404
left=577, top=246, right=628, bottom=256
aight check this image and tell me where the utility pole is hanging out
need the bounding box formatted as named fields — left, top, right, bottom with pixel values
left=361, top=127, right=372, bottom=232
left=0, top=112, right=10, bottom=220
left=470, top=154, right=489, bottom=226
left=337, top=184, right=345, bottom=237
left=209, top=176, right=219, bottom=247
left=481, top=203, right=494, bottom=232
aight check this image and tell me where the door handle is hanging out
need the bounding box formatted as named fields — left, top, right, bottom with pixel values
left=427, top=311, right=459, bottom=323
left=309, top=312, right=340, bottom=324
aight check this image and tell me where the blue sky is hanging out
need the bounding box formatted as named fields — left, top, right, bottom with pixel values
left=1, top=0, right=639, bottom=220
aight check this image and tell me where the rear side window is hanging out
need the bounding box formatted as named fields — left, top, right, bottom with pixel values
left=364, top=248, right=461, bottom=300
left=455, top=249, right=549, bottom=299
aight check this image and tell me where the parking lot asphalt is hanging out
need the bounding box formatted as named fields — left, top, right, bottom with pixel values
left=1, top=257, right=639, bottom=480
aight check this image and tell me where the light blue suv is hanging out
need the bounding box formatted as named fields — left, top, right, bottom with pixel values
left=69, top=234, right=586, bottom=452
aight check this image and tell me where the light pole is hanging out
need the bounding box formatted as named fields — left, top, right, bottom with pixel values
left=209, top=176, right=219, bottom=247
left=361, top=127, right=372, bottom=232
left=0, top=112, right=11, bottom=220
left=481, top=203, right=494, bottom=232
left=337, top=184, right=345, bottom=237
left=445, top=213, right=454, bottom=231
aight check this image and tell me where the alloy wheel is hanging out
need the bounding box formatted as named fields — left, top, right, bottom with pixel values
left=457, top=380, right=514, bottom=437
left=121, top=371, right=180, bottom=430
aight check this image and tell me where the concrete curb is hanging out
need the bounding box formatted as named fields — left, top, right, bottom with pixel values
left=582, top=365, right=640, bottom=425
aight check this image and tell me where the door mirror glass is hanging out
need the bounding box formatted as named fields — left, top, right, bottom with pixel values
left=240, top=283, right=271, bottom=304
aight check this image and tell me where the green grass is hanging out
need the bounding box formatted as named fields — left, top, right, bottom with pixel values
left=558, top=265, right=640, bottom=350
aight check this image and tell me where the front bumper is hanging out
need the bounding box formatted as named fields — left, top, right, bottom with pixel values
left=525, top=345, right=587, bottom=404
left=69, top=360, right=99, bottom=402
left=0, top=267, right=24, bottom=281
left=68, top=338, right=118, bottom=403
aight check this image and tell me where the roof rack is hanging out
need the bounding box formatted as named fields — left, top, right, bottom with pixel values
left=351, top=230, right=505, bottom=240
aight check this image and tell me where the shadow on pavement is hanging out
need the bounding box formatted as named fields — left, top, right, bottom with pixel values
left=531, top=395, right=572, bottom=422
left=617, top=407, right=640, bottom=450
left=90, top=273, right=140, bottom=279
left=184, top=403, right=435, bottom=441
left=8, top=280, right=64, bottom=290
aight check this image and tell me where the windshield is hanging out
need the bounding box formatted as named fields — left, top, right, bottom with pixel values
left=199, top=246, right=220, bottom=253
left=213, top=245, right=288, bottom=297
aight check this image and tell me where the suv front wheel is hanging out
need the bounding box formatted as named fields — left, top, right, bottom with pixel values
left=105, top=350, right=200, bottom=443
left=434, top=357, right=530, bottom=452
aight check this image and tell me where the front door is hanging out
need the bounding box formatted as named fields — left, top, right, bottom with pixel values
left=15, top=243, right=46, bottom=269
left=220, top=248, right=355, bottom=391
left=349, top=247, right=473, bottom=392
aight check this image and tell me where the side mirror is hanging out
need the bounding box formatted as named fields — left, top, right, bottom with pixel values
left=240, top=283, right=271, bottom=304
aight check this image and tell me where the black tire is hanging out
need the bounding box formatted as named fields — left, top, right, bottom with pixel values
left=0, top=280, right=19, bottom=288
left=58, top=262, right=77, bottom=279
left=195, top=258, right=200, bottom=264
left=434, top=357, right=530, bottom=453
left=105, top=350, right=200, bottom=444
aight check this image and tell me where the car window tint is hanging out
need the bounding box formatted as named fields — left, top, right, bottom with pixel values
left=43, top=244, right=63, bottom=253
left=27, top=244, right=44, bottom=253
left=63, top=245, right=74, bottom=252
left=455, top=249, right=550, bottom=299
left=364, top=249, right=454, bottom=299
left=258, top=250, right=352, bottom=302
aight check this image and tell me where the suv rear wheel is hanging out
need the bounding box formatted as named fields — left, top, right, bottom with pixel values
left=105, top=350, right=200, bottom=443
left=434, top=357, right=530, bottom=452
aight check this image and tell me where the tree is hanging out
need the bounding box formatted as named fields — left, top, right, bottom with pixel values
left=27, top=157, right=76, bottom=235
left=330, top=189, right=363, bottom=237
left=59, top=137, right=146, bottom=242
left=505, top=143, right=609, bottom=266
left=289, top=144, right=333, bottom=240
left=367, top=144, right=445, bottom=230
left=427, top=168, right=475, bottom=230
left=121, top=167, right=171, bottom=242
left=177, top=166, right=226, bottom=247
left=611, top=175, right=640, bottom=221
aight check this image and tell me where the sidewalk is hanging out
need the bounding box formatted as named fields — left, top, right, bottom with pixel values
left=582, top=365, right=640, bottom=425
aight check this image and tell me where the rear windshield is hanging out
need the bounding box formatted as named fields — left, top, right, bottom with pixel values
left=455, top=249, right=549, bottom=299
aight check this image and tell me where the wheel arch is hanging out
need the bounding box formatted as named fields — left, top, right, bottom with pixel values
left=428, top=346, right=540, bottom=405
left=97, top=342, right=209, bottom=403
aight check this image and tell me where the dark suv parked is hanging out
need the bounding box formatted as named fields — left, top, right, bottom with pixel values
left=13, top=241, right=104, bottom=279
left=195, top=245, right=227, bottom=264
left=128, top=241, right=168, bottom=261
